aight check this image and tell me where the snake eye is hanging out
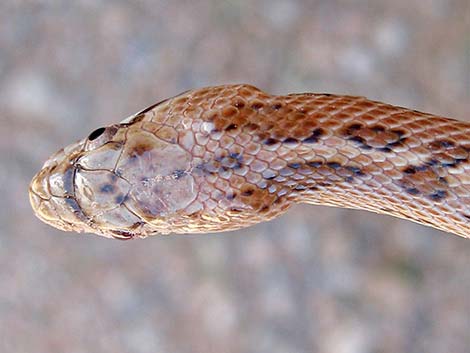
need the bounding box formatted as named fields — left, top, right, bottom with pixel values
left=85, top=125, right=119, bottom=151
left=88, top=127, right=106, bottom=141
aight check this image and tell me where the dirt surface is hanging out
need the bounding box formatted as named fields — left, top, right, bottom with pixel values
left=1, top=1, right=469, bottom=352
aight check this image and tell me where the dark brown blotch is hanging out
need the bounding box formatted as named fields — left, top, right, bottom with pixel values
left=405, top=187, right=421, bottom=196
left=391, top=129, right=406, bottom=137
left=349, top=136, right=372, bottom=150
left=206, top=112, right=218, bottom=122
left=461, top=213, right=470, bottom=221
left=370, top=125, right=386, bottom=133
left=293, top=184, right=307, bottom=191
left=345, top=166, right=365, bottom=177
left=433, top=156, right=468, bottom=169
left=225, top=123, right=238, bottom=131
left=327, top=162, right=341, bottom=169
left=428, top=190, right=447, bottom=201
left=403, top=166, right=417, bottom=174
left=388, top=139, right=406, bottom=148
left=241, top=186, right=255, bottom=196
left=131, top=141, right=155, bottom=157
left=378, top=129, right=408, bottom=152
left=195, top=163, right=216, bottom=175
left=343, top=123, right=363, bottom=136
left=229, top=152, right=242, bottom=160
left=376, top=146, right=392, bottom=153
left=109, top=173, right=118, bottom=182
left=64, top=197, right=89, bottom=223
left=403, top=164, right=429, bottom=174
left=173, top=169, right=186, bottom=179
left=260, top=205, right=270, bottom=213
left=263, top=173, right=277, bottom=180
left=245, top=123, right=259, bottom=131
left=222, top=107, right=238, bottom=118
left=64, top=197, right=82, bottom=214
left=345, top=124, right=408, bottom=153
left=216, top=153, right=244, bottom=170
left=429, top=139, right=456, bottom=150
left=314, top=127, right=325, bottom=137
left=226, top=192, right=237, bottom=200
left=283, top=137, right=299, bottom=144
left=307, top=161, right=323, bottom=168
left=438, top=176, right=448, bottom=185
left=303, top=128, right=325, bottom=143
left=263, top=138, right=279, bottom=146
left=100, top=184, right=115, bottom=193
left=233, top=100, right=245, bottom=109
left=425, top=158, right=439, bottom=167
left=288, top=162, right=302, bottom=169
left=251, top=101, right=264, bottom=110
left=115, top=194, right=128, bottom=204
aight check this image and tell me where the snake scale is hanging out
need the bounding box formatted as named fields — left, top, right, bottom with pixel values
left=29, top=84, right=470, bottom=239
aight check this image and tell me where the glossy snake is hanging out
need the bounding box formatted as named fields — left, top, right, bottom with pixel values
left=29, top=84, right=470, bottom=239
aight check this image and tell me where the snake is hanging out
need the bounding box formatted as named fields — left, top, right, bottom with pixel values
left=29, top=84, right=470, bottom=240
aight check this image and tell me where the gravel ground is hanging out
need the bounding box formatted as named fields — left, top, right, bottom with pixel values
left=1, top=1, right=469, bottom=352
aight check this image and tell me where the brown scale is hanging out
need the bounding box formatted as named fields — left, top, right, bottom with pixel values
left=29, top=84, right=470, bottom=239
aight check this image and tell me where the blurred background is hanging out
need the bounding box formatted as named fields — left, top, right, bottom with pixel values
left=1, top=1, right=469, bottom=352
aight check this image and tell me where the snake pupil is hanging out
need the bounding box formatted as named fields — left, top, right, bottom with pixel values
left=88, top=127, right=106, bottom=141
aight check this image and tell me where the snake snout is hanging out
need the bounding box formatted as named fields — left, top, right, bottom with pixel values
left=29, top=140, right=94, bottom=233
left=29, top=165, right=74, bottom=232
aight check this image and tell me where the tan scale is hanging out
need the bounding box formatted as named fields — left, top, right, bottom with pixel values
left=29, top=84, right=470, bottom=239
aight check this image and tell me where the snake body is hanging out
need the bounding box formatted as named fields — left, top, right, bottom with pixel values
left=29, top=84, right=470, bottom=239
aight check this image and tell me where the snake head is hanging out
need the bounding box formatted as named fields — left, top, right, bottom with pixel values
left=29, top=109, right=203, bottom=238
